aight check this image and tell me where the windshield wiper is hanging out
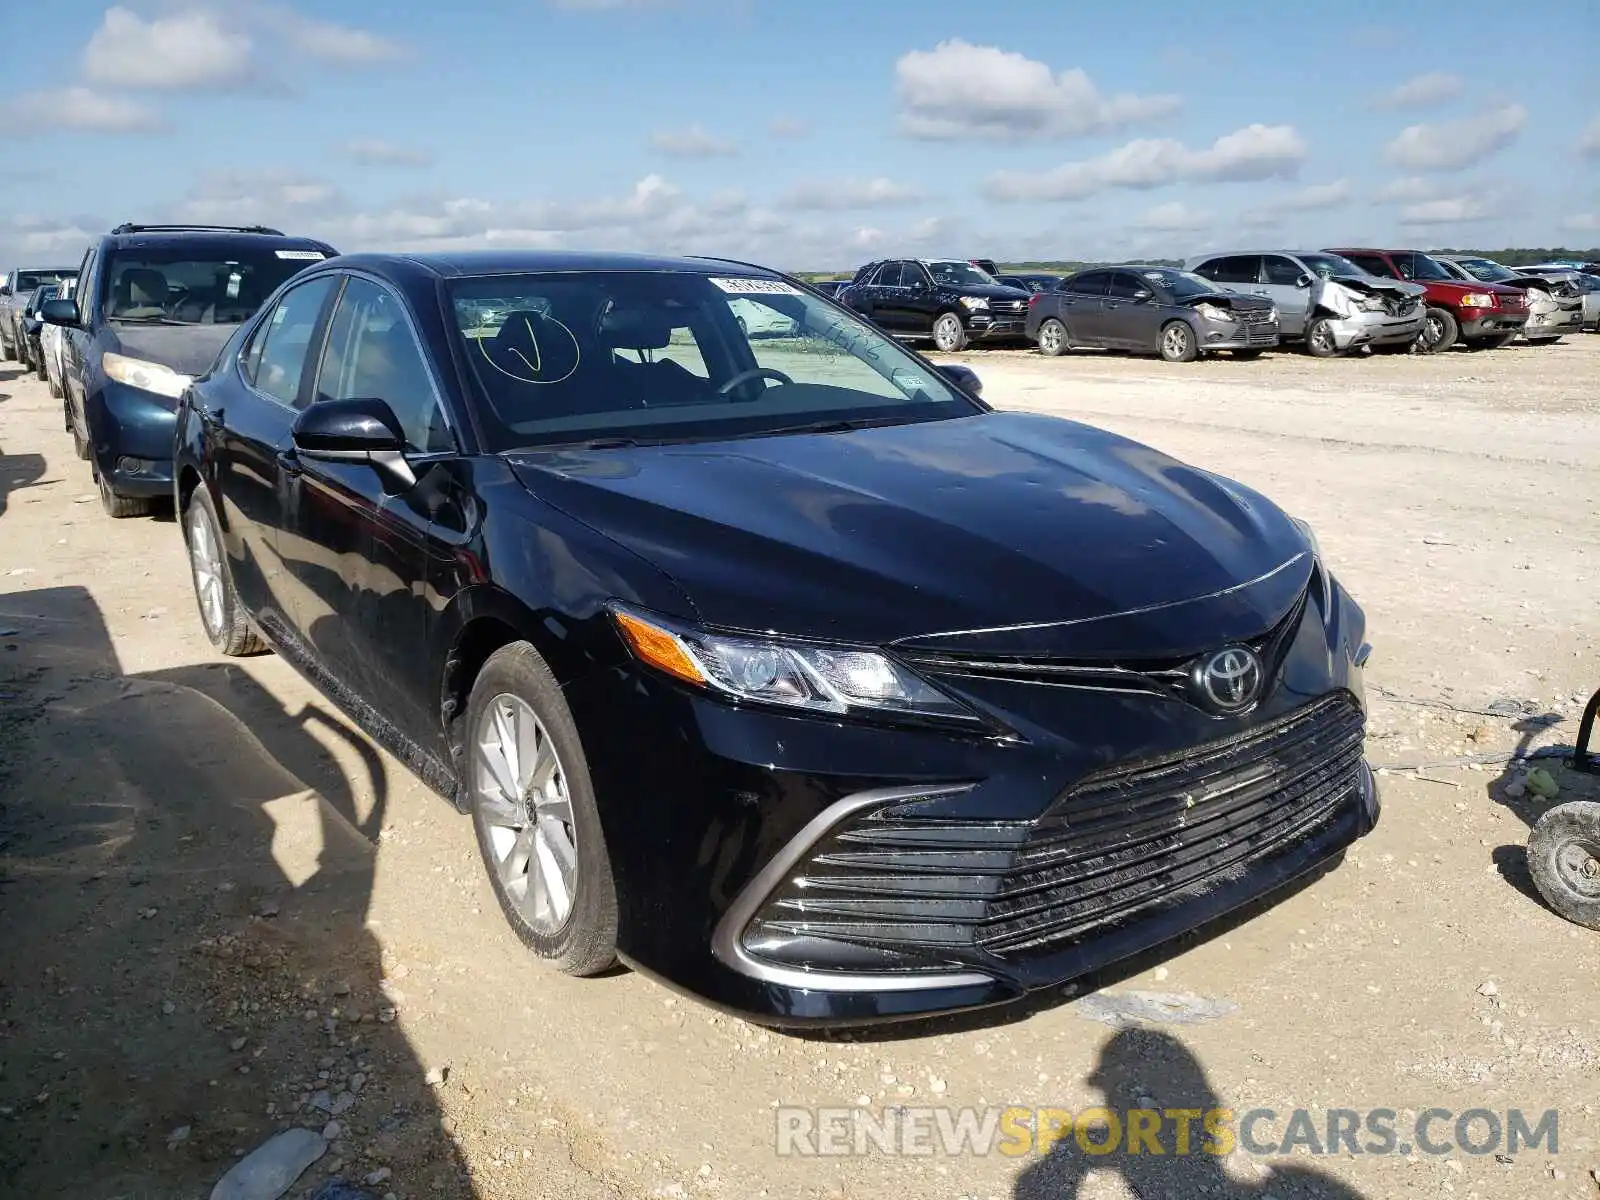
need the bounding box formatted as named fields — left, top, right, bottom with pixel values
left=109, top=314, right=191, bottom=326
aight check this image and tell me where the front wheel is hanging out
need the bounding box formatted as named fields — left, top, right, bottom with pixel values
left=468, top=643, right=619, bottom=976
left=1418, top=307, right=1459, bottom=354
left=1158, top=321, right=1197, bottom=363
left=184, top=488, right=266, bottom=656
left=1035, top=318, right=1069, bottom=357
left=1304, top=318, right=1341, bottom=358
left=94, top=459, right=153, bottom=519
left=932, top=312, right=969, bottom=353
left=1527, top=801, right=1600, bottom=930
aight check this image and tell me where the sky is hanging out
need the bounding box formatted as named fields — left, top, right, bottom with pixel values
left=2, top=1, right=1597, bottom=272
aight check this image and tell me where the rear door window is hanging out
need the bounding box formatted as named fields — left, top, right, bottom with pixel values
left=1199, top=256, right=1261, bottom=285
left=1066, top=271, right=1111, bottom=296
left=873, top=262, right=905, bottom=288
left=245, top=276, right=337, bottom=406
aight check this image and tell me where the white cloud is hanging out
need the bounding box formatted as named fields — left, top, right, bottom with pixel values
left=1384, top=104, right=1526, bottom=172
left=82, top=7, right=253, bottom=90
left=986, top=123, right=1307, bottom=201
left=1278, top=179, right=1351, bottom=211
left=1372, top=72, right=1464, bottom=110
left=1398, top=197, right=1499, bottom=226
left=895, top=40, right=1179, bottom=140
left=3, top=87, right=162, bottom=134
left=173, top=170, right=348, bottom=225
left=649, top=124, right=739, bottom=157
left=1372, top=176, right=1438, bottom=203
left=779, top=178, right=925, bottom=211
left=340, top=139, right=433, bottom=167
left=271, top=12, right=408, bottom=62
left=1561, top=213, right=1600, bottom=233
left=1578, top=116, right=1600, bottom=159
left=1135, top=201, right=1209, bottom=231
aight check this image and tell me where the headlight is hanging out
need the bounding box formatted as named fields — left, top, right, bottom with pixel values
left=611, top=607, right=977, bottom=723
left=101, top=351, right=191, bottom=399
left=958, top=296, right=989, bottom=311
left=1195, top=303, right=1233, bottom=323
left=1358, top=295, right=1387, bottom=312
left=1265, top=306, right=1278, bottom=323
left=1458, top=293, right=1496, bottom=308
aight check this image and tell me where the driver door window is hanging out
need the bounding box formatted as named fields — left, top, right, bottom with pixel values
left=314, top=277, right=453, bottom=452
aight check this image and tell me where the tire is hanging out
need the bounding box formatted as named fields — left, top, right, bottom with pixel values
left=47, top=369, right=62, bottom=399
left=1230, top=349, right=1264, bottom=360
left=1418, top=307, right=1459, bottom=354
left=1466, top=334, right=1515, bottom=350
left=183, top=487, right=266, bottom=656
left=1304, top=318, right=1340, bottom=358
left=94, top=458, right=153, bottom=519
left=1158, top=321, right=1198, bottom=363
left=70, top=407, right=90, bottom=459
left=34, top=349, right=47, bottom=382
left=1527, top=801, right=1600, bottom=930
left=1035, top=318, right=1069, bottom=357
left=468, top=642, right=618, bottom=976
left=1, top=332, right=14, bottom=363
left=932, top=312, right=969, bottom=353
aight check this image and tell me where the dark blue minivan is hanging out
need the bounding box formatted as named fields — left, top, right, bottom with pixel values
left=42, top=223, right=338, bottom=517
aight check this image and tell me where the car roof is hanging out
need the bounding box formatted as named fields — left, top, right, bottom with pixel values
left=325, top=249, right=786, bottom=280
left=101, top=228, right=337, bottom=253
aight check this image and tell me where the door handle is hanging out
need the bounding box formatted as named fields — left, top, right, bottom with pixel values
left=1252, top=289, right=1269, bottom=296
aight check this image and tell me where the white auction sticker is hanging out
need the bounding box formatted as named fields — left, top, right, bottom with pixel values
left=275, top=250, right=327, bottom=260
left=709, top=277, right=801, bottom=295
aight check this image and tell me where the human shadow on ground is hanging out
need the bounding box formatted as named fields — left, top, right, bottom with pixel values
left=1013, top=1027, right=1367, bottom=1199
left=0, top=448, right=47, bottom=520
left=0, top=584, right=478, bottom=1197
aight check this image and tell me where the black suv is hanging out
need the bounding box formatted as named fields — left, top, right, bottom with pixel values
left=839, top=259, right=1032, bottom=351
left=42, top=223, right=338, bottom=517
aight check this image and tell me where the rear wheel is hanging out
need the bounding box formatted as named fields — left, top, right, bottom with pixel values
left=1527, top=801, right=1600, bottom=930
left=1158, top=321, right=1197, bottom=363
left=932, top=312, right=968, bottom=353
left=468, top=643, right=619, bottom=976
left=184, top=488, right=266, bottom=656
left=1036, top=318, right=1069, bottom=357
left=1418, top=307, right=1459, bottom=353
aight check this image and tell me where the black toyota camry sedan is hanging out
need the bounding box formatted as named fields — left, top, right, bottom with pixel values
left=173, top=250, right=1377, bottom=1025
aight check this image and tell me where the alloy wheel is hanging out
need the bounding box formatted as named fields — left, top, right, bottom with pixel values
left=1422, top=314, right=1445, bottom=350
left=1162, top=325, right=1190, bottom=360
left=934, top=314, right=963, bottom=352
left=1310, top=323, right=1335, bottom=355
left=474, top=694, right=579, bottom=936
left=1039, top=321, right=1064, bottom=353
left=186, top=505, right=226, bottom=639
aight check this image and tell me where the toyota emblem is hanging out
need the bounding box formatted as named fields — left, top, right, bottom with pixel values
left=1194, top=646, right=1264, bottom=712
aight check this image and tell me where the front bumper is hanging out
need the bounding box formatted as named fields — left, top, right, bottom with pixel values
left=1459, top=310, right=1529, bottom=339
left=1524, top=304, right=1584, bottom=338
left=571, top=577, right=1376, bottom=1025
left=966, top=311, right=1028, bottom=341
left=1327, top=307, right=1425, bottom=350
left=86, top=380, right=179, bottom=497
left=1197, top=318, right=1281, bottom=351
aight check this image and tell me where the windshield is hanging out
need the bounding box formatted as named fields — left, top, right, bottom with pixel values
left=449, top=271, right=980, bottom=450
left=13, top=269, right=74, bottom=293
left=1453, top=257, right=1517, bottom=283
left=926, top=260, right=997, bottom=287
left=1137, top=269, right=1218, bottom=298
left=101, top=244, right=330, bottom=325
left=1300, top=253, right=1366, bottom=280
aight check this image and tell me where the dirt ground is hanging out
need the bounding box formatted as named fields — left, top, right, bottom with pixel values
left=1, top=333, right=1597, bottom=1200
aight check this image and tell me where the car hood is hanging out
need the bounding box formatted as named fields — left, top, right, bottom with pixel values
left=107, top=323, right=237, bottom=376
left=1419, top=279, right=1524, bottom=299
left=1176, top=291, right=1275, bottom=311
left=508, top=411, right=1312, bottom=658
left=951, top=283, right=1034, bottom=302
left=1328, top=274, right=1426, bottom=299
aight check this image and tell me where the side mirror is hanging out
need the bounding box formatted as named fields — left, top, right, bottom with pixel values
left=1295, top=273, right=1313, bottom=289
left=1131, top=288, right=1154, bottom=303
left=41, top=298, right=79, bottom=327
left=937, top=363, right=982, bottom=397
left=291, top=397, right=415, bottom=491
left=0, top=285, right=11, bottom=297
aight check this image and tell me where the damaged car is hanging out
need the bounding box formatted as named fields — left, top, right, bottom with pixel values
left=1186, top=251, right=1426, bottom=356
left=1327, top=248, right=1529, bottom=353
left=1026, top=265, right=1279, bottom=362
left=1433, top=255, right=1585, bottom=344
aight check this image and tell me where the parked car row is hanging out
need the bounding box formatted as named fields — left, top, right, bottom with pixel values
left=13, top=217, right=1384, bottom=1025
left=823, top=249, right=1598, bottom=363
